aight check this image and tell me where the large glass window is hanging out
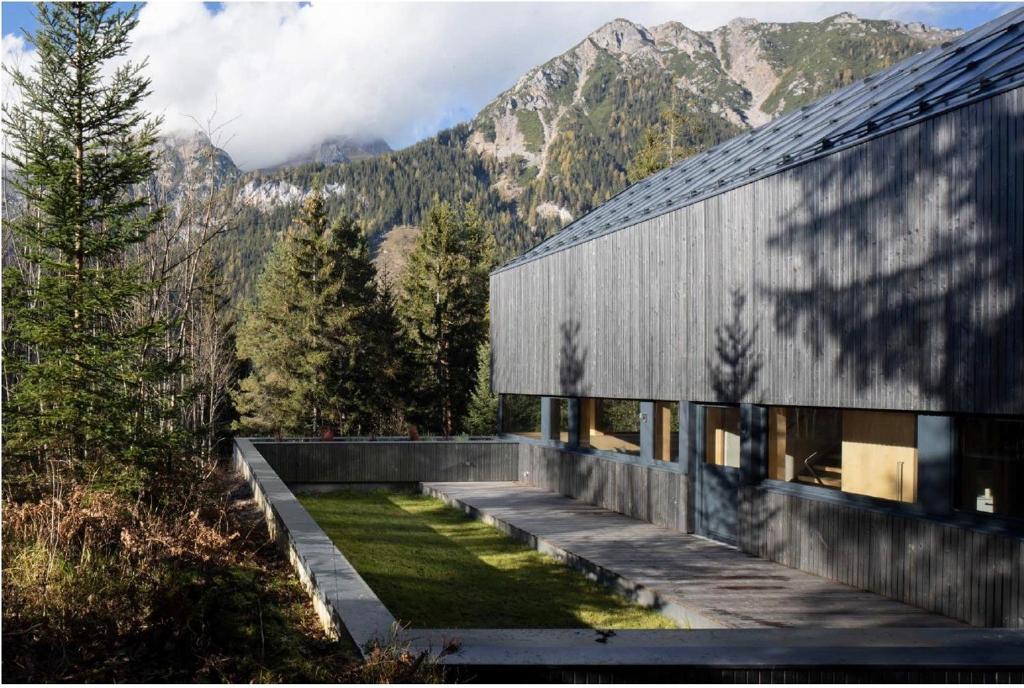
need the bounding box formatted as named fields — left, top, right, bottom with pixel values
left=587, top=398, right=641, bottom=456
left=768, top=407, right=918, bottom=503
left=500, top=394, right=542, bottom=437
left=957, top=416, right=1024, bottom=519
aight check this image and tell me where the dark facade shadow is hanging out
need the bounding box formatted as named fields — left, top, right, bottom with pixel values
left=763, top=92, right=1023, bottom=414
left=709, top=288, right=763, bottom=403
left=559, top=318, right=588, bottom=397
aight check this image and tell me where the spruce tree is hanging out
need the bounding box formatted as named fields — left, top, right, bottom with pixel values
left=234, top=190, right=383, bottom=436
left=2, top=2, right=172, bottom=493
left=399, top=202, right=495, bottom=435
left=364, top=272, right=414, bottom=435
left=464, top=340, right=498, bottom=435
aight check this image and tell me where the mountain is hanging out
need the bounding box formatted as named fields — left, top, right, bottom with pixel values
left=151, top=130, right=241, bottom=203
left=271, top=135, right=392, bottom=169
left=468, top=12, right=958, bottom=210
left=194, top=12, right=957, bottom=300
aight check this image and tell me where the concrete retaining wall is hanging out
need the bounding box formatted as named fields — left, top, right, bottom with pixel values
left=254, top=439, right=519, bottom=484
left=233, top=439, right=396, bottom=652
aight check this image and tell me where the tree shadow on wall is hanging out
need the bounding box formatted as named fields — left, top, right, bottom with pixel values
left=559, top=318, right=588, bottom=398
left=709, top=288, right=763, bottom=403
left=763, top=93, right=1023, bottom=414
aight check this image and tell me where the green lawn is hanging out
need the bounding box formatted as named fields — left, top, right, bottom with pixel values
left=298, top=490, right=675, bottom=629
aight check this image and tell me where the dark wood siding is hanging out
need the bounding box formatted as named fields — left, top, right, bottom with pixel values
left=254, top=440, right=519, bottom=483
left=739, top=486, right=1024, bottom=628
left=517, top=443, right=691, bottom=532
left=491, top=86, right=1024, bottom=415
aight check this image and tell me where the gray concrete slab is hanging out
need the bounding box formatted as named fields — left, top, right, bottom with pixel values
left=422, top=481, right=964, bottom=630
left=403, top=627, right=1024, bottom=668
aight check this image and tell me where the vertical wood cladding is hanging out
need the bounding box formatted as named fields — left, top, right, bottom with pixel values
left=491, top=87, right=1024, bottom=415
left=517, top=443, right=691, bottom=533
left=738, top=486, right=1024, bottom=629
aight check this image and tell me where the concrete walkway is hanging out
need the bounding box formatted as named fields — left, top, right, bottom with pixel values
left=422, top=481, right=963, bottom=630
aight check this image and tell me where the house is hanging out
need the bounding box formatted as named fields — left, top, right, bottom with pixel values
left=490, top=8, right=1024, bottom=627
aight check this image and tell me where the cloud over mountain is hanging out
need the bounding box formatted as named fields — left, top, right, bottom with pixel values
left=2, top=2, right=991, bottom=170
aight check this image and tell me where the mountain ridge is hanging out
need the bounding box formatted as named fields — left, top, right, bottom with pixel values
left=158, top=12, right=959, bottom=299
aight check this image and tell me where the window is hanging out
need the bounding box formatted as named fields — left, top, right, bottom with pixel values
left=705, top=405, right=741, bottom=468
left=580, top=398, right=641, bottom=455
left=957, top=416, right=1024, bottom=519
left=500, top=394, right=541, bottom=437
left=768, top=407, right=918, bottom=503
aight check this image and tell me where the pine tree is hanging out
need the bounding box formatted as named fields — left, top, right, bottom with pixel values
left=464, top=340, right=498, bottom=435
left=2, top=2, right=173, bottom=494
left=233, top=190, right=384, bottom=436
left=626, top=127, right=667, bottom=184
left=399, top=202, right=495, bottom=435
left=627, top=109, right=706, bottom=184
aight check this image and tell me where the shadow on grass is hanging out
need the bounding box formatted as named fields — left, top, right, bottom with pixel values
left=299, top=490, right=673, bottom=630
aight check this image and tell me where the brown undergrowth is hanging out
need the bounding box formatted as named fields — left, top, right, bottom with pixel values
left=2, top=465, right=444, bottom=683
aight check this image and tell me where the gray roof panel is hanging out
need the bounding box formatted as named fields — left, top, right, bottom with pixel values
left=496, top=7, right=1024, bottom=273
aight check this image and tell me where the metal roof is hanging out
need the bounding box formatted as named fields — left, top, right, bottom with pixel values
left=496, top=7, right=1024, bottom=273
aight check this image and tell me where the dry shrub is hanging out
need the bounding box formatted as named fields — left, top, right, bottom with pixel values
left=1, top=468, right=358, bottom=682
left=349, top=633, right=454, bottom=684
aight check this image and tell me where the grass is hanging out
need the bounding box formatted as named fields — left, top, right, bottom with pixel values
left=299, top=490, right=675, bottom=629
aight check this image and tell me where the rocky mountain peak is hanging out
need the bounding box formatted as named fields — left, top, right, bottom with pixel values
left=586, top=18, right=654, bottom=54
left=724, top=17, right=760, bottom=31
left=650, top=21, right=712, bottom=54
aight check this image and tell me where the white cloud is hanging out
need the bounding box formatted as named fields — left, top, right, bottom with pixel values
left=2, top=33, right=36, bottom=109
left=3, top=2, right=985, bottom=170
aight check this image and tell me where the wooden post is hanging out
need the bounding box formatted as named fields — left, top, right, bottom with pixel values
left=578, top=398, right=596, bottom=448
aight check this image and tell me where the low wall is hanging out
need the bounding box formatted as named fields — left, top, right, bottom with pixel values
left=254, top=438, right=519, bottom=484
left=517, top=442, right=691, bottom=533
left=232, top=439, right=396, bottom=652
left=738, top=486, right=1024, bottom=629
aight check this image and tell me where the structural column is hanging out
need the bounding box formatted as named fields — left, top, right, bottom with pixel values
left=541, top=397, right=561, bottom=444
left=640, top=401, right=674, bottom=461
left=917, top=415, right=953, bottom=516
left=740, top=404, right=768, bottom=486
left=567, top=398, right=581, bottom=447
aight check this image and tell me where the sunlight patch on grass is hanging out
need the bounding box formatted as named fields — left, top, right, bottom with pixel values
left=299, top=490, right=675, bottom=630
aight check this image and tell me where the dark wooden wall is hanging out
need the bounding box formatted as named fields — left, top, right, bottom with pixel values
left=490, top=86, right=1024, bottom=415
left=738, top=486, right=1024, bottom=628
left=254, top=440, right=519, bottom=483
left=518, top=443, right=691, bottom=532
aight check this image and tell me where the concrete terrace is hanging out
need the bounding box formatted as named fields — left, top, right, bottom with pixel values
left=422, top=481, right=964, bottom=630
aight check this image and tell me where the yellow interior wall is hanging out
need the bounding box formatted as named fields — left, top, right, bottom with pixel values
left=654, top=402, right=672, bottom=461
left=841, top=410, right=918, bottom=503
left=705, top=407, right=741, bottom=468
left=768, top=408, right=788, bottom=480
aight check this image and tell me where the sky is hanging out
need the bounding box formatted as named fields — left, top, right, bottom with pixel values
left=2, top=1, right=1020, bottom=170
